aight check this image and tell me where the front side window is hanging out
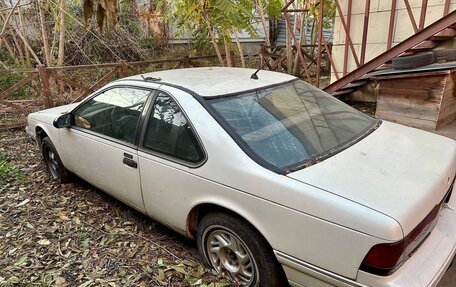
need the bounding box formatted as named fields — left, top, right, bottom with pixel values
left=74, top=87, right=150, bottom=144
left=142, top=93, right=204, bottom=163
left=208, top=80, right=378, bottom=172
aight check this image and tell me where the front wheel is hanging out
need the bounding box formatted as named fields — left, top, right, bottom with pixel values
left=197, top=212, right=288, bottom=287
left=41, top=137, right=69, bottom=184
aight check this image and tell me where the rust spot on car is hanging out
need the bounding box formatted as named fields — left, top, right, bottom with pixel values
left=186, top=209, right=198, bottom=239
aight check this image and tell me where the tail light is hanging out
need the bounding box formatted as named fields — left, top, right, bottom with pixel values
left=360, top=188, right=449, bottom=276
left=360, top=241, right=405, bottom=275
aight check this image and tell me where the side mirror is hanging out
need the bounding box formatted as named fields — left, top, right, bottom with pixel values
left=53, top=113, right=71, bottom=128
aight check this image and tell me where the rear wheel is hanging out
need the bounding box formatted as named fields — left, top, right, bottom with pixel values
left=41, top=137, right=69, bottom=184
left=197, top=212, right=288, bottom=287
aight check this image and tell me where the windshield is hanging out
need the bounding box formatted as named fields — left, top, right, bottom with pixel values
left=208, top=80, right=378, bottom=172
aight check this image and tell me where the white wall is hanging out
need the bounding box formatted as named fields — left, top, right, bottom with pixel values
left=331, top=0, right=456, bottom=83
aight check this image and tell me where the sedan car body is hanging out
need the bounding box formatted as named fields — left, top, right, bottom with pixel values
left=27, top=67, right=456, bottom=287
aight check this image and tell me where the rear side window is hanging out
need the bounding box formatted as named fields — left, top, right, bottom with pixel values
left=142, top=93, right=204, bottom=163
left=74, top=87, right=150, bottom=144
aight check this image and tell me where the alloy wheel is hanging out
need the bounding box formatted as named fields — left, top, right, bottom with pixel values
left=203, top=225, right=258, bottom=286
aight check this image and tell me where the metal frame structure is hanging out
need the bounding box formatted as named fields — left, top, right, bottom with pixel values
left=280, top=0, right=456, bottom=94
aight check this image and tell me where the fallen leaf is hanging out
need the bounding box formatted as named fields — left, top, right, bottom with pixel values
left=14, top=255, right=27, bottom=266
left=8, top=276, right=19, bottom=283
left=15, top=198, right=30, bottom=207
left=55, top=277, right=66, bottom=287
left=57, top=212, right=70, bottom=221
left=38, top=239, right=51, bottom=245
left=79, top=279, right=93, bottom=287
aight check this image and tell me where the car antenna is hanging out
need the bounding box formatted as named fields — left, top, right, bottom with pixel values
left=250, top=62, right=268, bottom=80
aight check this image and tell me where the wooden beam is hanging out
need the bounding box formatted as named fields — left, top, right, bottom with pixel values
left=403, top=0, right=418, bottom=33
left=387, top=0, right=397, bottom=49
left=50, top=72, right=88, bottom=91
left=72, top=67, right=119, bottom=103
left=343, top=0, right=352, bottom=76
left=360, top=0, right=371, bottom=64
left=335, top=0, right=360, bottom=67
left=0, top=73, right=37, bottom=100
left=324, top=11, right=456, bottom=94
left=0, top=120, right=27, bottom=131
left=316, top=0, right=324, bottom=87
left=419, top=0, right=428, bottom=30
left=322, top=37, right=339, bottom=81
left=444, top=0, right=450, bottom=16
left=37, top=65, right=52, bottom=108
left=0, top=98, right=23, bottom=113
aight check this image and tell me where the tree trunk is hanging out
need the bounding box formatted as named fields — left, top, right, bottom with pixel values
left=292, top=12, right=306, bottom=76
left=0, top=0, right=20, bottom=36
left=37, top=0, right=52, bottom=66
left=233, top=30, right=245, bottom=68
left=205, top=21, right=224, bottom=66
left=57, top=0, right=65, bottom=66
left=1, top=38, right=15, bottom=57
left=285, top=17, right=292, bottom=74
left=10, top=30, right=25, bottom=61
left=18, top=5, right=31, bottom=64
left=201, top=0, right=224, bottom=66
left=256, top=0, right=270, bottom=46
left=224, top=42, right=234, bottom=67
left=16, top=29, right=42, bottom=65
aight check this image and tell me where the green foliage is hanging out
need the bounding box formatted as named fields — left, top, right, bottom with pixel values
left=304, top=0, right=336, bottom=28
left=160, top=0, right=280, bottom=52
left=262, top=0, right=283, bottom=20
left=0, top=152, right=26, bottom=184
left=0, top=72, right=28, bottom=100
left=0, top=50, right=29, bottom=99
left=138, top=37, right=158, bottom=54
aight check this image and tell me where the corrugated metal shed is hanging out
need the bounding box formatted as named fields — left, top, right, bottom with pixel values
left=275, top=17, right=333, bottom=47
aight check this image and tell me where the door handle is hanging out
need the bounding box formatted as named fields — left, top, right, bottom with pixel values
left=123, top=157, right=137, bottom=168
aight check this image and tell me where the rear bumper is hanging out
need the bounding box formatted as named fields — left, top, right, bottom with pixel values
left=357, top=206, right=456, bottom=287
left=276, top=204, right=456, bottom=287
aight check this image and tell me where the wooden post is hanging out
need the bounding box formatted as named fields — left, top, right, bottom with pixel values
left=120, top=61, right=129, bottom=77
left=316, top=0, right=324, bottom=87
left=387, top=0, right=397, bottom=50
left=37, top=65, right=52, bottom=108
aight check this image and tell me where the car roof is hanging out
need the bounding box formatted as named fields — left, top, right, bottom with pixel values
left=123, top=67, right=297, bottom=98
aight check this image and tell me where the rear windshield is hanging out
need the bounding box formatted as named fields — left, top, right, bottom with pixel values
left=208, top=80, right=378, bottom=172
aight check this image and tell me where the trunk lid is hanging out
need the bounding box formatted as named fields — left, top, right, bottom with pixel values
left=288, top=121, right=456, bottom=236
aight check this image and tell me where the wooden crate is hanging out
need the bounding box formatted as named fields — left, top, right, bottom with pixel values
left=373, top=69, right=456, bottom=131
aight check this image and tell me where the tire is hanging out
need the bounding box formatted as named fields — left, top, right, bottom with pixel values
left=197, top=212, right=288, bottom=287
left=392, top=51, right=435, bottom=70
left=433, top=48, right=456, bottom=62
left=41, top=137, right=69, bottom=184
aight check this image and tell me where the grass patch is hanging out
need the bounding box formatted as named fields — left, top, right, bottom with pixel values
left=0, top=151, right=26, bottom=184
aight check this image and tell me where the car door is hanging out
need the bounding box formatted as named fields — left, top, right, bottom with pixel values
left=59, top=86, right=153, bottom=212
left=137, top=91, right=206, bottom=228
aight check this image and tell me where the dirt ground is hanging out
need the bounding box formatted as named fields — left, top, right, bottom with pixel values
left=2, top=127, right=456, bottom=287
left=0, top=129, right=229, bottom=286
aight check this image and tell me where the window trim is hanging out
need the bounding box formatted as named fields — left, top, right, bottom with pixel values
left=138, top=90, right=207, bottom=168
left=69, top=85, right=155, bottom=148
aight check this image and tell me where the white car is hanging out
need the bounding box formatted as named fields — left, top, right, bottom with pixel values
left=26, top=67, right=456, bottom=287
